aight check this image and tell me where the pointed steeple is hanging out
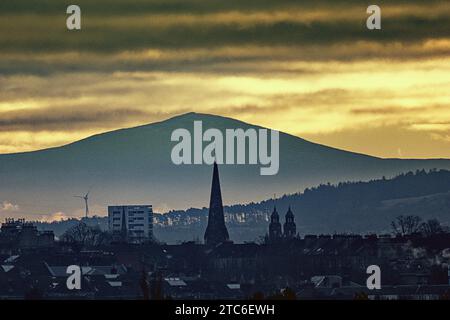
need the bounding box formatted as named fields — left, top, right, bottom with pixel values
left=283, top=205, right=296, bottom=239
left=269, top=205, right=282, bottom=241
left=286, top=206, right=294, bottom=218
left=270, top=206, right=280, bottom=222
left=204, top=162, right=229, bottom=246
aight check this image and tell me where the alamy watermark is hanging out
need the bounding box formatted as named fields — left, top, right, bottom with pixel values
left=66, top=5, right=81, bottom=30
left=66, top=265, right=81, bottom=290
left=65, top=4, right=380, bottom=31
left=366, top=265, right=381, bottom=290
left=170, top=121, right=279, bottom=175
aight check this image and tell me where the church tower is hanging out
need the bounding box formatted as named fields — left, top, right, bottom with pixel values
left=269, top=206, right=282, bottom=241
left=204, top=162, right=229, bottom=246
left=283, top=206, right=296, bottom=239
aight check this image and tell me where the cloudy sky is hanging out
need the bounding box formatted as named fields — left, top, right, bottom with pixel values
left=1, top=0, right=450, bottom=158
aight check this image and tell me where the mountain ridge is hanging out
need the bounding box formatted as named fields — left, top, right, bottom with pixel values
left=2, top=111, right=449, bottom=161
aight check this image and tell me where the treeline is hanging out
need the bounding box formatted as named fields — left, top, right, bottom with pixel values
left=160, top=169, right=450, bottom=239
left=35, top=169, right=450, bottom=242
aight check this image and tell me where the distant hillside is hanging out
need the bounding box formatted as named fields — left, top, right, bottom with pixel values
left=36, top=169, right=450, bottom=243
left=154, top=169, right=450, bottom=243
left=2, top=112, right=450, bottom=221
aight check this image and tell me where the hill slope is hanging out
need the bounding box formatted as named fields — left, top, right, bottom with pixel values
left=153, top=169, right=450, bottom=243
left=1, top=112, right=450, bottom=220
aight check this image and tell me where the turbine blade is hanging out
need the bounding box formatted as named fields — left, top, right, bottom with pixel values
left=87, top=185, right=93, bottom=197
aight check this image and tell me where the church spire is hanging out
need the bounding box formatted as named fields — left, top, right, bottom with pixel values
left=204, top=162, right=229, bottom=246
left=269, top=204, right=282, bottom=242
left=283, top=205, right=296, bottom=239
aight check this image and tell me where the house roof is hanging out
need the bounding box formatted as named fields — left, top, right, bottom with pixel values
left=45, top=263, right=127, bottom=277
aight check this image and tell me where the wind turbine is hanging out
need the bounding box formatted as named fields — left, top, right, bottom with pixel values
left=74, top=189, right=91, bottom=218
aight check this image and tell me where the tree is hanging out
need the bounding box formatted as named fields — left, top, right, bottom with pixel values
left=391, top=215, right=422, bottom=236
left=421, top=219, right=447, bottom=237
left=60, top=221, right=111, bottom=247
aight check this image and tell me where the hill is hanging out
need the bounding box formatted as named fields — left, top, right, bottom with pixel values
left=1, top=112, right=450, bottom=221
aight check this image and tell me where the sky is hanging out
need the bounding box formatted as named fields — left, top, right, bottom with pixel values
left=0, top=0, right=450, bottom=158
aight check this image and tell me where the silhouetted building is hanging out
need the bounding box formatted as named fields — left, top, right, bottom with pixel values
left=269, top=206, right=282, bottom=241
left=1, top=231, right=450, bottom=299
left=204, top=162, right=229, bottom=246
left=121, top=209, right=128, bottom=243
left=108, top=205, right=153, bottom=243
left=283, top=206, right=296, bottom=238
left=0, top=218, right=54, bottom=249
